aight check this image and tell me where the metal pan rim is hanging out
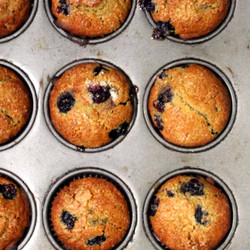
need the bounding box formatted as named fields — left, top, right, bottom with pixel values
left=143, top=57, right=237, bottom=153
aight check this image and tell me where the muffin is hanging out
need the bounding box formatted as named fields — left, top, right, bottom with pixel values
left=0, top=0, right=31, bottom=38
left=51, top=0, right=131, bottom=38
left=0, top=177, right=30, bottom=249
left=149, top=175, right=231, bottom=250
left=49, top=62, right=134, bottom=148
left=0, top=65, right=31, bottom=145
left=140, top=0, right=230, bottom=40
left=51, top=177, right=131, bottom=250
left=148, top=64, right=231, bottom=147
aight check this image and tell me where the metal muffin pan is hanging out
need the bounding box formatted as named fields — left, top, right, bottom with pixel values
left=0, top=0, right=249, bottom=249
left=143, top=167, right=238, bottom=250
left=43, top=58, right=138, bottom=153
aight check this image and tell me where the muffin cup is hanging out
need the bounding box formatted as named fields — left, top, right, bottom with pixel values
left=143, top=167, right=238, bottom=250
left=143, top=58, right=237, bottom=153
left=0, top=60, right=37, bottom=152
left=42, top=167, right=137, bottom=250
left=141, top=0, right=236, bottom=44
left=43, top=58, right=138, bottom=153
left=0, top=168, right=37, bottom=249
left=0, top=0, right=38, bottom=43
left=44, top=0, right=136, bottom=45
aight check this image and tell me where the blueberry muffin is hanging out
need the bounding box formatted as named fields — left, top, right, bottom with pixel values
left=51, top=177, right=130, bottom=250
left=51, top=0, right=131, bottom=38
left=0, top=177, right=30, bottom=249
left=148, top=64, right=231, bottom=147
left=149, top=175, right=231, bottom=250
left=49, top=62, right=134, bottom=148
left=0, top=0, right=31, bottom=38
left=140, top=0, right=230, bottom=40
left=0, top=65, right=31, bottom=145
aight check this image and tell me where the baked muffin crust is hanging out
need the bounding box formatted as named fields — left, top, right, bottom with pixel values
left=148, top=64, right=231, bottom=147
left=51, top=177, right=130, bottom=250
left=0, top=65, right=31, bottom=145
left=51, top=0, right=131, bottom=37
left=150, top=175, right=231, bottom=250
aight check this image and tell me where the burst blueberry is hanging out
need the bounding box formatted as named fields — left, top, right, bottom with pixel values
left=86, top=235, right=106, bottom=246
left=57, top=91, right=75, bottom=113
left=109, top=122, right=129, bottom=140
left=166, top=190, right=174, bottom=197
left=93, top=65, right=109, bottom=76
left=61, top=211, right=76, bottom=229
left=0, top=184, right=17, bottom=199
left=154, top=115, right=164, bottom=130
left=153, top=88, right=173, bottom=112
left=57, top=0, right=70, bottom=15
left=88, top=85, right=111, bottom=103
left=195, top=205, right=208, bottom=225
left=139, top=0, right=155, bottom=12
left=152, top=21, right=175, bottom=40
left=180, top=178, right=204, bottom=196
left=150, top=198, right=159, bottom=216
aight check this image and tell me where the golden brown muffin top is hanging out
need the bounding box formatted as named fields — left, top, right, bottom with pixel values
left=151, top=0, right=230, bottom=39
left=51, top=0, right=131, bottom=37
left=51, top=177, right=130, bottom=250
left=148, top=64, right=231, bottom=147
left=49, top=63, right=134, bottom=148
left=0, top=0, right=31, bottom=38
left=0, top=65, right=31, bottom=145
left=150, top=175, right=231, bottom=250
left=0, top=177, right=30, bottom=249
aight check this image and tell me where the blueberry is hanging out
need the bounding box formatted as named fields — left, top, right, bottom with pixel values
left=0, top=184, right=17, bottom=199
left=153, top=88, right=173, bottom=112
left=154, top=115, right=164, bottom=131
left=57, top=92, right=75, bottom=113
left=180, top=179, right=204, bottom=196
left=139, top=0, right=155, bottom=12
left=152, top=21, right=175, bottom=40
left=166, top=190, right=174, bottom=197
left=88, top=85, right=111, bottom=103
left=179, top=64, right=190, bottom=69
left=195, top=205, right=208, bottom=225
left=76, top=146, right=85, bottom=152
left=150, top=198, right=159, bottom=216
left=61, top=211, right=76, bottom=229
left=56, top=0, right=70, bottom=15
left=159, top=71, right=168, bottom=79
left=93, top=65, right=109, bottom=77
left=109, top=122, right=129, bottom=140
left=86, top=235, right=106, bottom=246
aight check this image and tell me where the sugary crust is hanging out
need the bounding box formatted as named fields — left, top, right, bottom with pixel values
left=0, top=177, right=30, bottom=249
left=49, top=63, right=133, bottom=148
left=148, top=64, right=231, bottom=147
left=152, top=0, right=230, bottom=39
left=0, top=0, right=31, bottom=38
left=51, top=0, right=131, bottom=37
left=51, top=177, right=130, bottom=250
left=0, top=66, right=31, bottom=144
left=150, top=175, right=231, bottom=250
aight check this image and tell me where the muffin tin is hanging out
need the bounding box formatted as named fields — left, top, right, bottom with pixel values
left=0, top=0, right=249, bottom=249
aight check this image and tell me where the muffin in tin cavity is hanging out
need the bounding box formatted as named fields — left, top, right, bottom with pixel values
left=45, top=0, right=136, bottom=44
left=46, top=59, right=137, bottom=152
left=0, top=61, right=37, bottom=151
left=139, top=0, right=235, bottom=43
left=0, top=0, right=38, bottom=42
left=143, top=168, right=238, bottom=250
left=43, top=167, right=137, bottom=250
left=144, top=59, right=237, bottom=153
left=0, top=169, right=37, bottom=249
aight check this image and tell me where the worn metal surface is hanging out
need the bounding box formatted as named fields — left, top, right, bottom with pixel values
left=0, top=0, right=249, bottom=249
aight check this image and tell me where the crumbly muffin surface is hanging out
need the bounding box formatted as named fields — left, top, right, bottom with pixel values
left=0, top=177, right=30, bottom=249
left=49, top=63, right=134, bottom=148
left=148, top=64, right=231, bottom=147
left=51, top=177, right=130, bottom=250
left=51, top=0, right=131, bottom=37
left=148, top=0, right=230, bottom=39
left=0, top=0, right=31, bottom=38
left=150, top=175, right=231, bottom=250
left=0, top=65, right=31, bottom=145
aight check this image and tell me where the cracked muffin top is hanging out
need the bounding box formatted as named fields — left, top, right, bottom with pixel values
left=149, top=175, right=231, bottom=250
left=51, top=177, right=130, bottom=250
left=140, top=0, right=230, bottom=40
left=0, top=177, right=30, bottom=249
left=49, top=62, right=134, bottom=148
left=0, top=0, right=31, bottom=38
left=0, top=65, right=31, bottom=145
left=148, top=64, right=231, bottom=147
left=51, top=0, right=131, bottom=38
